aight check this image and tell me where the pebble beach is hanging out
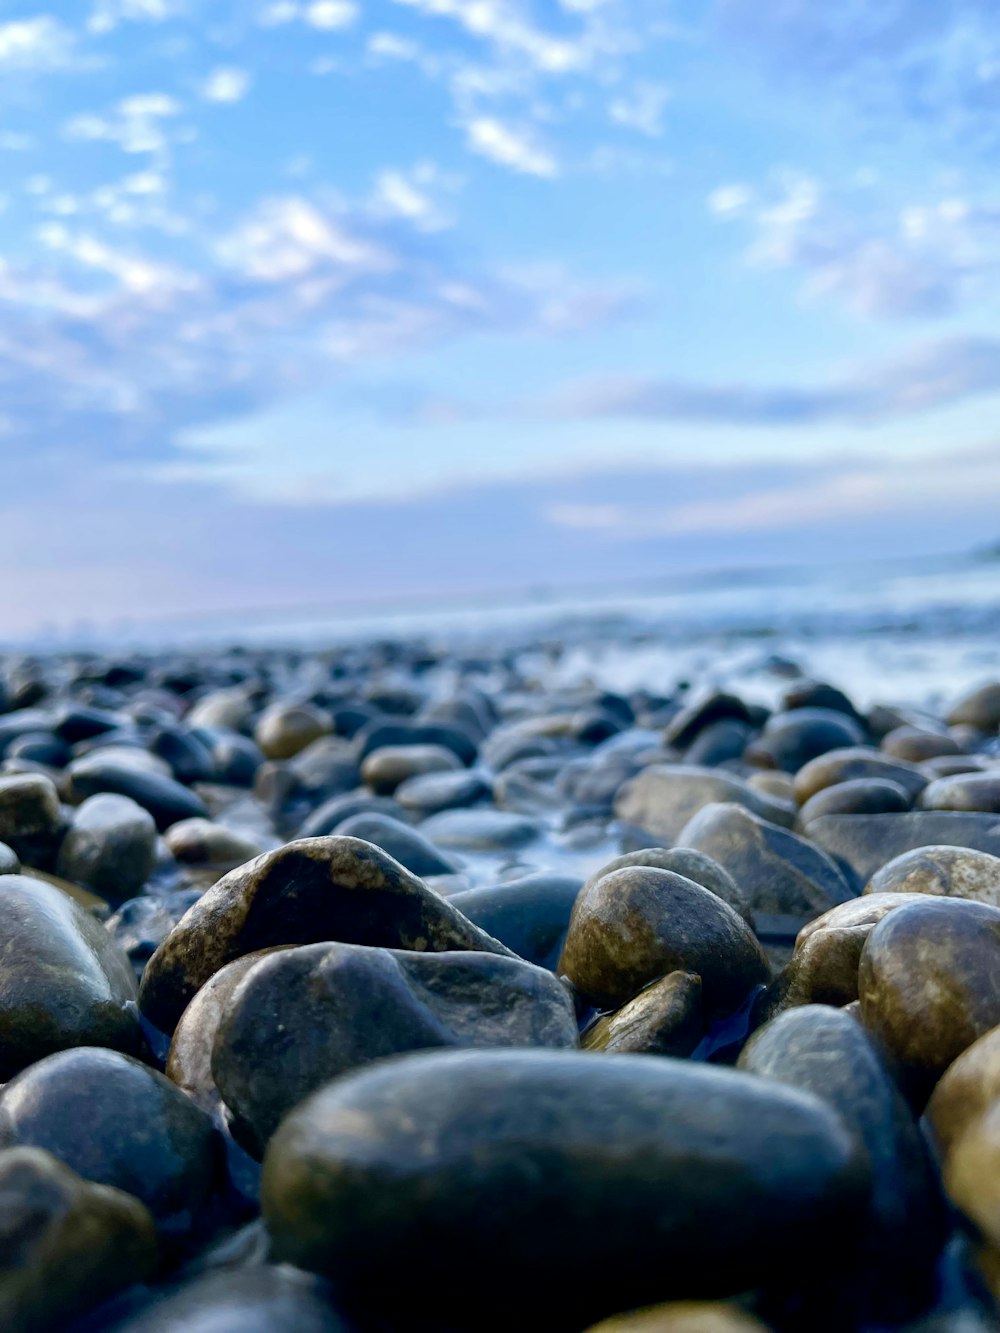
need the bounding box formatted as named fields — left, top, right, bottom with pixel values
left=5, top=562, right=1000, bottom=1331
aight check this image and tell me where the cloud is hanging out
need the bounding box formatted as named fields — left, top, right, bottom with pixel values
left=63, top=93, right=185, bottom=160
left=391, top=0, right=591, bottom=75
left=464, top=116, right=557, bottom=176
left=88, top=0, right=184, bottom=34
left=371, top=162, right=458, bottom=231
left=258, top=0, right=358, bottom=28
left=201, top=67, right=252, bottom=103
left=608, top=80, right=670, bottom=136
left=0, top=17, right=76, bottom=69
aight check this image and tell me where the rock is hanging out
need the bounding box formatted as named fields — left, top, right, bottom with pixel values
left=582, top=1305, right=769, bottom=1333
left=67, top=754, right=208, bottom=832
left=882, top=726, right=963, bottom=763
left=394, top=768, right=491, bottom=818
left=793, top=747, right=927, bottom=804
left=948, top=682, right=1000, bottom=733
left=149, top=726, right=216, bottom=785
left=107, top=897, right=187, bottom=972
left=333, top=813, right=457, bottom=877
left=449, top=874, right=582, bottom=970
left=361, top=744, right=461, bottom=795
left=926, top=1026, right=1000, bottom=1162
left=920, top=774, right=1000, bottom=814
left=253, top=703, right=330, bottom=761
left=0, top=874, right=140, bottom=1078
left=739, top=1005, right=941, bottom=1318
left=859, top=897, right=1000, bottom=1090
left=97, top=1267, right=350, bottom=1332
left=417, top=808, right=541, bottom=851
left=186, top=690, right=254, bottom=733
left=355, top=720, right=477, bottom=767
left=682, top=719, right=755, bottom=767
left=205, top=732, right=262, bottom=787
left=0, top=773, right=62, bottom=865
left=298, top=791, right=403, bottom=838
left=0, top=1048, right=219, bottom=1238
left=866, top=846, right=1000, bottom=905
left=614, top=766, right=792, bottom=844
left=0, top=839, right=19, bottom=874
left=582, top=971, right=704, bottom=1056
left=0, top=1146, right=158, bottom=1333
left=583, top=847, right=753, bottom=926
left=138, top=836, right=513, bottom=1035
left=560, top=865, right=769, bottom=1014
left=744, top=708, right=866, bottom=773
left=55, top=794, right=156, bottom=904
left=677, top=803, right=853, bottom=915
left=212, top=943, right=578, bottom=1155
left=805, top=812, right=1000, bottom=889
left=783, top=679, right=860, bottom=718
left=663, top=692, right=753, bottom=748
left=262, top=1049, right=869, bottom=1332
left=797, top=777, right=912, bottom=827
left=944, top=1105, right=1000, bottom=1255
left=164, top=818, right=268, bottom=869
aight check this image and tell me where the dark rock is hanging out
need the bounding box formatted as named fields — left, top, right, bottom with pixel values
left=332, top=813, right=457, bottom=877
left=0, top=773, right=62, bottom=865
left=7, top=731, right=70, bottom=768
left=793, top=747, right=927, bottom=804
left=684, top=719, right=755, bottom=767
left=149, top=727, right=217, bottom=785
left=55, top=794, right=157, bottom=904
left=782, top=679, right=860, bottom=718
left=52, top=705, right=121, bottom=745
left=805, top=812, right=1000, bottom=889
left=582, top=971, right=704, bottom=1056
left=67, top=754, right=208, bottom=832
left=138, top=836, right=513, bottom=1035
left=663, top=692, right=753, bottom=749
left=203, top=732, right=262, bottom=787
left=583, top=847, right=753, bottom=926
left=417, top=808, right=541, bottom=851
left=298, top=791, right=403, bottom=839
left=614, top=765, right=793, bottom=843
left=450, top=873, right=583, bottom=969
left=0, top=1048, right=219, bottom=1238
left=0, top=874, right=140, bottom=1078
left=394, top=768, right=490, bottom=818
left=262, top=1049, right=869, bottom=1332
left=948, top=682, right=1000, bottom=733
left=355, top=721, right=477, bottom=767
left=744, top=707, right=866, bottom=773
left=797, top=777, right=911, bottom=827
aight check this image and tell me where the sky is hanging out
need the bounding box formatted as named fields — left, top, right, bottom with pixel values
left=3, top=0, right=1000, bottom=636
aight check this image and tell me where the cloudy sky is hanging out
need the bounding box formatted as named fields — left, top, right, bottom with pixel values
left=3, top=1, right=1000, bottom=635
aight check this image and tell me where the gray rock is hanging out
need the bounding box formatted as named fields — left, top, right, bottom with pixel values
left=333, top=813, right=457, bottom=877
left=614, top=765, right=793, bottom=844
left=55, top=794, right=156, bottom=904
left=805, top=811, right=1000, bottom=889
left=418, top=808, right=542, bottom=851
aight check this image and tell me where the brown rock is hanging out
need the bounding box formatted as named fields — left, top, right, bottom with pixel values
left=866, top=846, right=1000, bottom=906
left=582, top=971, right=704, bottom=1056
left=926, top=1025, right=1000, bottom=1162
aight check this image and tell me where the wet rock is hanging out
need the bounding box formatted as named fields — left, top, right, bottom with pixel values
left=0, top=839, right=19, bottom=874
left=138, top=836, right=513, bottom=1035
left=793, top=747, right=927, bottom=804
left=212, top=943, right=578, bottom=1154
left=663, top=692, right=753, bottom=749
left=107, top=897, right=187, bottom=973
left=0, top=1146, right=158, bottom=1333
left=450, top=873, right=582, bottom=969
left=859, top=897, right=1000, bottom=1090
left=560, top=865, right=768, bottom=1014
left=944, top=1105, right=1000, bottom=1255
left=149, top=727, right=216, bottom=785
left=204, top=732, right=262, bottom=787
left=739, top=1005, right=941, bottom=1318
left=254, top=703, right=330, bottom=761
left=355, top=720, right=477, bottom=767
left=361, top=744, right=462, bottom=796
left=0, top=874, right=140, bottom=1078
left=394, top=768, right=490, bottom=818
left=97, top=1266, right=350, bottom=1332
left=262, top=1049, right=869, bottom=1333
left=682, top=719, right=755, bottom=768
left=0, top=773, right=62, bottom=865
left=67, top=754, right=208, bottom=832
left=7, top=731, right=70, bottom=768
left=744, top=707, right=866, bottom=773
left=783, top=679, right=860, bottom=719
left=677, top=803, right=853, bottom=915
left=882, top=726, right=964, bottom=763
left=187, top=690, right=254, bottom=733
left=164, top=818, right=268, bottom=870
left=0, top=1048, right=219, bottom=1238
left=582, top=971, right=704, bottom=1056
left=587, top=846, right=753, bottom=925
left=948, top=683, right=1000, bottom=734
left=921, top=774, right=1000, bottom=815
left=417, top=808, right=542, bottom=851
left=55, top=794, right=156, bottom=903
left=866, top=845, right=1000, bottom=905
left=614, top=766, right=793, bottom=844
left=333, top=813, right=457, bottom=877
left=926, top=1026, right=1000, bottom=1162
left=583, top=1305, right=770, bottom=1333
left=805, top=812, right=1000, bottom=889
left=298, top=790, right=402, bottom=838
left=797, top=777, right=912, bottom=827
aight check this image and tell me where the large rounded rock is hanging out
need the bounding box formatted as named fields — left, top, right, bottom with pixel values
left=164, top=818, right=268, bottom=871
left=676, top=803, right=853, bottom=915
left=394, top=768, right=490, bottom=818
left=920, top=773, right=1000, bottom=815
left=943, top=1104, right=1000, bottom=1254
left=560, top=866, right=769, bottom=1014
left=67, top=754, right=207, bottom=832
left=797, top=778, right=911, bottom=828
left=450, top=873, right=582, bottom=970
left=582, top=971, right=704, bottom=1056
left=744, top=707, right=866, bottom=773
left=333, top=813, right=457, bottom=878
left=739, top=1006, right=941, bottom=1317
left=882, top=726, right=963, bottom=763
left=804, top=812, right=1000, bottom=889
left=55, top=793, right=156, bottom=904
left=0, top=1146, right=158, bottom=1333
left=859, top=898, right=1000, bottom=1088
left=663, top=692, right=752, bottom=748
left=584, top=847, right=753, bottom=926
left=0, top=874, right=140, bottom=1078
left=212, top=943, right=578, bottom=1154
left=254, top=702, right=330, bottom=761
left=948, top=682, right=1000, bottom=733
left=614, top=767, right=791, bottom=844
left=926, top=1025, right=1000, bottom=1162
left=583, top=1305, right=769, bottom=1333
left=139, top=837, right=513, bottom=1035
left=793, top=748, right=927, bottom=805
left=0, top=773, right=62, bottom=865
left=262, top=1049, right=869, bottom=1332
left=361, top=744, right=461, bottom=795
left=0, top=1048, right=219, bottom=1237
left=866, top=845, right=1000, bottom=905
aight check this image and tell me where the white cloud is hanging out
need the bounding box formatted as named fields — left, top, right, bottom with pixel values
left=708, top=183, right=752, bottom=216
left=201, top=67, right=252, bottom=103
left=88, top=0, right=182, bottom=34
left=371, top=162, right=457, bottom=230
left=36, top=222, right=196, bottom=295
left=0, top=132, right=35, bottom=152
left=465, top=117, right=557, bottom=176
left=216, top=196, right=390, bottom=281
left=0, top=17, right=75, bottom=70
left=609, top=81, right=670, bottom=137
left=305, top=1, right=358, bottom=29
left=392, top=0, right=589, bottom=74
left=64, top=95, right=184, bottom=160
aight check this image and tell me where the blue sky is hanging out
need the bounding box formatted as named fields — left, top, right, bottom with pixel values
left=3, top=0, right=1000, bottom=634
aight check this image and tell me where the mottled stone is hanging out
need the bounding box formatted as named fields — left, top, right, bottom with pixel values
left=213, top=943, right=578, bottom=1154
left=361, top=743, right=461, bottom=795
left=449, top=873, right=582, bottom=970
left=920, top=773, right=1000, bottom=815
left=0, top=1147, right=158, bottom=1333
left=859, top=897, right=1000, bottom=1088
left=793, top=747, right=927, bottom=805
left=866, top=845, right=1000, bottom=906
left=582, top=971, right=704, bottom=1056
left=806, top=812, right=1000, bottom=889
left=948, top=683, right=1000, bottom=733
left=614, top=767, right=793, bottom=844
left=0, top=1048, right=219, bottom=1237
left=677, top=802, right=853, bottom=915
left=139, top=836, right=513, bottom=1035
left=560, top=865, right=768, bottom=1014
left=0, top=874, right=140, bottom=1078
left=0, top=773, right=62, bottom=865
left=926, top=1026, right=1000, bottom=1162
left=584, top=847, right=753, bottom=926
left=55, top=793, right=156, bottom=904
left=262, top=1049, right=868, bottom=1332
